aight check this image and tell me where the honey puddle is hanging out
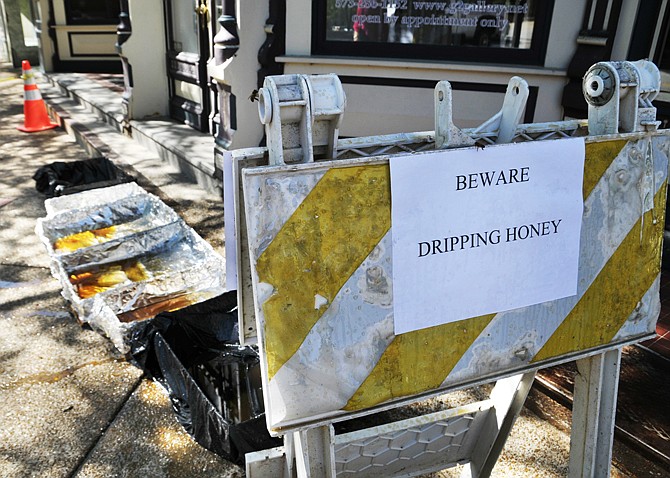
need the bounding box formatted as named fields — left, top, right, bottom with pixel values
left=54, top=226, right=117, bottom=252
left=69, top=260, right=151, bottom=299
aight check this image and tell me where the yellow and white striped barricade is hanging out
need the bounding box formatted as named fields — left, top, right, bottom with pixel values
left=228, top=63, right=669, bottom=477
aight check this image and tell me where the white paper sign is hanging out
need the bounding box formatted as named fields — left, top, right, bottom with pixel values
left=390, top=138, right=585, bottom=334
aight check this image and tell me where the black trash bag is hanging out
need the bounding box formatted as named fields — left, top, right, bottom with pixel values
left=127, top=292, right=281, bottom=464
left=33, top=157, right=133, bottom=197
left=129, top=292, right=239, bottom=373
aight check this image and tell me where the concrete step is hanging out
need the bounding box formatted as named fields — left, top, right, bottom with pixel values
left=40, top=72, right=221, bottom=197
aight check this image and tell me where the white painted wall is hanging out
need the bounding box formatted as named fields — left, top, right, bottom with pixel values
left=279, top=0, right=581, bottom=135
left=281, top=57, right=568, bottom=136
left=286, top=0, right=310, bottom=56
left=227, top=1, right=659, bottom=142
left=36, top=0, right=53, bottom=70
left=124, top=0, right=169, bottom=118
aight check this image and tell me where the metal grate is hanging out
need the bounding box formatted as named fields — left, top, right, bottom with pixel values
left=334, top=120, right=589, bottom=159
left=334, top=410, right=484, bottom=477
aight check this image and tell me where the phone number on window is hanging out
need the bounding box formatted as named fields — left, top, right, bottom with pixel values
left=335, top=0, right=409, bottom=9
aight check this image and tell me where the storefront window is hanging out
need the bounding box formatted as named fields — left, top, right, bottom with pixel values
left=64, top=0, right=120, bottom=25
left=314, top=0, right=554, bottom=65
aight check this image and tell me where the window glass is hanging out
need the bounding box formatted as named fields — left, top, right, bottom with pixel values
left=170, top=0, right=199, bottom=54
left=64, top=0, right=120, bottom=25
left=316, top=0, right=552, bottom=64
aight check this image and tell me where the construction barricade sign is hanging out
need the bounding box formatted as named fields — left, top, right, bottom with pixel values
left=242, top=134, right=668, bottom=433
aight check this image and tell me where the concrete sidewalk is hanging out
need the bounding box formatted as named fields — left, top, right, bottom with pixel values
left=0, top=61, right=588, bottom=477
left=0, top=63, right=242, bottom=477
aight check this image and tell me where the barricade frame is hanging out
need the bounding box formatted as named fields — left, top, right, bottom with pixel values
left=221, top=62, right=670, bottom=477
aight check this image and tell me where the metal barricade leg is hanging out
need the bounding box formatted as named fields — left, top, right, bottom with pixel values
left=293, top=425, right=336, bottom=477
left=464, top=372, right=536, bottom=477
left=568, top=348, right=622, bottom=478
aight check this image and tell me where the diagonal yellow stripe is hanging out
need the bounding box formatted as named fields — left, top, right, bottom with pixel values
left=582, top=140, right=626, bottom=200
left=257, top=165, right=391, bottom=379
left=343, top=138, right=637, bottom=411
left=344, top=314, right=495, bottom=411
left=532, top=182, right=667, bottom=363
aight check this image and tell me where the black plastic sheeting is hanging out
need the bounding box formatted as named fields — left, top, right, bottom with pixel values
left=128, top=292, right=281, bottom=464
left=33, top=157, right=133, bottom=197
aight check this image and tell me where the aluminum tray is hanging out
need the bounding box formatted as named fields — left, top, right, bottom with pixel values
left=36, top=193, right=185, bottom=270
left=37, top=183, right=227, bottom=352
left=54, top=228, right=224, bottom=318
left=44, top=182, right=145, bottom=216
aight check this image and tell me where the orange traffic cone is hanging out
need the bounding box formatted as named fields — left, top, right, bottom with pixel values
left=17, top=60, right=58, bottom=132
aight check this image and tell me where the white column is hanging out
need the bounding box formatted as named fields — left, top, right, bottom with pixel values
left=124, top=0, right=169, bottom=119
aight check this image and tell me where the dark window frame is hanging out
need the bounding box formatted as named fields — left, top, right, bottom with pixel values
left=312, top=0, right=555, bottom=66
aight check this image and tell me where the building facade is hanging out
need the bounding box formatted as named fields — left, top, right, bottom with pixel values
left=14, top=0, right=670, bottom=153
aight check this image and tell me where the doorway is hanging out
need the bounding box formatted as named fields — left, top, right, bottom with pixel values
left=165, top=0, right=211, bottom=132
